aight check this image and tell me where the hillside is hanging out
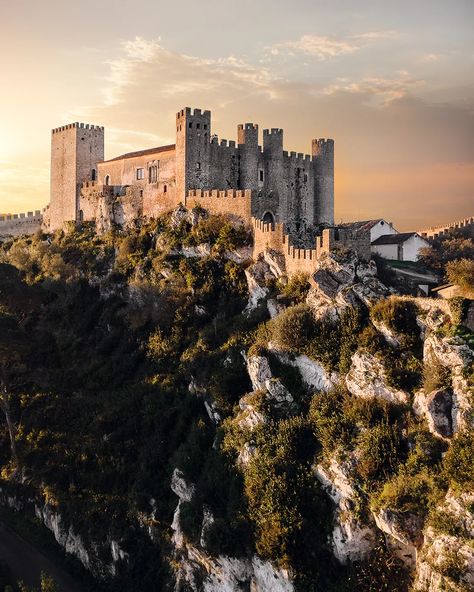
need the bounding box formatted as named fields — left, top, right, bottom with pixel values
left=0, top=209, right=473, bottom=592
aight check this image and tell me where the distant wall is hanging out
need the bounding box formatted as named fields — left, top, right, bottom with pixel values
left=0, top=211, right=43, bottom=239
left=419, top=216, right=474, bottom=239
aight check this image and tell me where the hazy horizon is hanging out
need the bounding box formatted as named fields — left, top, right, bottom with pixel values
left=1, top=0, right=473, bottom=230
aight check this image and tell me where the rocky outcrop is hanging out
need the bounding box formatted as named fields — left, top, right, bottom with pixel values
left=413, top=490, right=474, bottom=591
left=306, top=253, right=390, bottom=321
left=346, top=351, right=409, bottom=404
left=414, top=529, right=474, bottom=592
left=413, top=388, right=453, bottom=438
left=170, top=469, right=294, bottom=591
left=244, top=260, right=273, bottom=311
left=234, top=355, right=295, bottom=431
left=315, top=457, right=376, bottom=563
left=373, top=509, right=422, bottom=569
left=423, top=334, right=474, bottom=434
left=263, top=249, right=286, bottom=278
left=268, top=346, right=338, bottom=392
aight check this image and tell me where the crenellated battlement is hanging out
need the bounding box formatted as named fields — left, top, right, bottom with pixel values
left=283, top=151, right=311, bottom=162
left=187, top=189, right=252, bottom=199
left=52, top=123, right=104, bottom=134
left=419, top=216, right=474, bottom=238
left=0, top=210, right=42, bottom=222
left=263, top=128, right=283, bottom=136
left=176, top=107, right=211, bottom=119
left=238, top=123, right=258, bottom=131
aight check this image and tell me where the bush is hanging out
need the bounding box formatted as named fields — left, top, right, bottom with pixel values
left=271, top=303, right=315, bottom=352
left=280, top=272, right=311, bottom=304
left=443, top=429, right=474, bottom=491
left=446, top=258, right=474, bottom=292
left=356, top=420, right=402, bottom=486
left=308, top=388, right=354, bottom=456
left=373, top=468, right=438, bottom=517
left=422, top=358, right=451, bottom=393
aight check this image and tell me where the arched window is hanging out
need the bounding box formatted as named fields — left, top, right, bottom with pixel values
left=163, top=184, right=167, bottom=193
left=91, top=169, right=96, bottom=181
left=262, top=211, right=275, bottom=227
left=104, top=175, right=110, bottom=186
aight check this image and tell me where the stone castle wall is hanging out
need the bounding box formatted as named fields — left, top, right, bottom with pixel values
left=252, top=218, right=371, bottom=276
left=0, top=211, right=43, bottom=239
left=419, top=216, right=474, bottom=239
left=184, top=189, right=253, bottom=223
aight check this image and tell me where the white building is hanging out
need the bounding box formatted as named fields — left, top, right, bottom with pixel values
left=340, top=219, right=398, bottom=243
left=371, top=232, right=430, bottom=262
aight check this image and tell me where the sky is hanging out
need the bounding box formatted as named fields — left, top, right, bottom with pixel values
left=0, top=0, right=473, bottom=229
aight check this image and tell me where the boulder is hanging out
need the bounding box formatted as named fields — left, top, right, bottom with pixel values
left=413, top=388, right=453, bottom=438
left=346, top=351, right=409, bottom=405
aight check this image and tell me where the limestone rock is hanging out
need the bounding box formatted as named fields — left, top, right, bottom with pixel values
left=246, top=355, right=273, bottom=392
left=268, top=346, right=338, bottom=392
left=315, top=457, right=377, bottom=563
left=413, top=388, right=453, bottom=438
left=373, top=508, right=423, bottom=569
left=413, top=528, right=474, bottom=592
left=424, top=334, right=474, bottom=432
left=263, top=249, right=286, bottom=278
left=267, top=298, right=286, bottom=319
left=346, top=352, right=409, bottom=405
left=171, top=468, right=195, bottom=503
left=306, top=253, right=390, bottom=321
left=181, top=243, right=211, bottom=258
left=244, top=260, right=272, bottom=311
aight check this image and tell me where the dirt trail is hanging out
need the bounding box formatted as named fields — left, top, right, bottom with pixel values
left=0, top=521, right=83, bottom=592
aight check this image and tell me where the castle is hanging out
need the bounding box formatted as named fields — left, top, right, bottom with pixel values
left=1, top=107, right=373, bottom=270
left=42, top=107, right=334, bottom=234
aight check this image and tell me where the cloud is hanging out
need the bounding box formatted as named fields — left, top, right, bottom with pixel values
left=267, top=30, right=399, bottom=60
left=269, top=35, right=360, bottom=59
left=321, top=74, right=424, bottom=105
left=419, top=52, right=443, bottom=63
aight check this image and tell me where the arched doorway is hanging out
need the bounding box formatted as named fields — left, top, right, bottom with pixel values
left=262, top=211, right=275, bottom=227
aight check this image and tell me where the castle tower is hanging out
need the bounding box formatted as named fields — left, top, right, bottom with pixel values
left=237, top=123, right=259, bottom=191
left=175, top=108, right=211, bottom=200
left=312, top=138, right=334, bottom=226
left=263, top=129, right=285, bottom=222
left=49, top=123, right=104, bottom=230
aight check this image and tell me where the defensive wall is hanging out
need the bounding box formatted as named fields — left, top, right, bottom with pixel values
left=252, top=218, right=370, bottom=276
left=0, top=210, right=43, bottom=239
left=419, top=216, right=474, bottom=239
left=184, top=189, right=254, bottom=222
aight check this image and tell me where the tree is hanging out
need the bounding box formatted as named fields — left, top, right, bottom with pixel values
left=0, top=313, right=30, bottom=472
left=446, top=258, right=474, bottom=292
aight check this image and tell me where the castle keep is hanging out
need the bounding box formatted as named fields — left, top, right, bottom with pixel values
left=42, top=107, right=334, bottom=235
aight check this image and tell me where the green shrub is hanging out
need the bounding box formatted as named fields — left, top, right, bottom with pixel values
left=271, top=303, right=315, bottom=352
left=356, top=420, right=402, bottom=486
left=280, top=272, right=311, bottom=304
left=422, top=358, right=451, bottom=393
left=443, top=429, right=474, bottom=491
left=373, top=468, right=438, bottom=517
left=308, top=388, right=354, bottom=456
